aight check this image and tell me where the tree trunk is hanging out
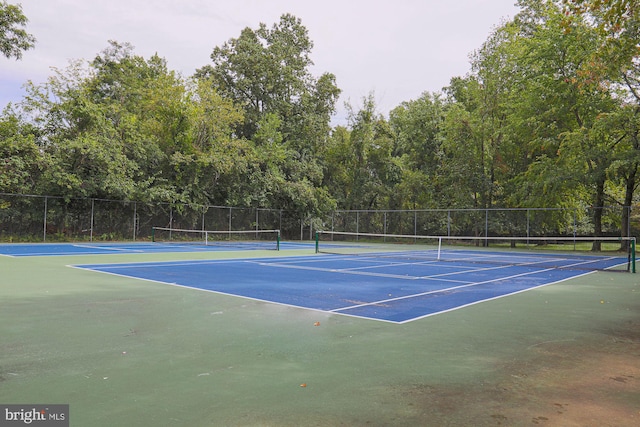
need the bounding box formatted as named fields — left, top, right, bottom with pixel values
left=620, top=164, right=638, bottom=251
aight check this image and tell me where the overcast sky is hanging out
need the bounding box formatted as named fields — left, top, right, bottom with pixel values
left=1, top=0, right=519, bottom=124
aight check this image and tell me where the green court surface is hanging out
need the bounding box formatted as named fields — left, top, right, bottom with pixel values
left=1, top=248, right=639, bottom=426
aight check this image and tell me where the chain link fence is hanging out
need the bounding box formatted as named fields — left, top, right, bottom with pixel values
left=0, top=194, right=304, bottom=242
left=318, top=206, right=635, bottom=241
left=0, top=193, right=636, bottom=243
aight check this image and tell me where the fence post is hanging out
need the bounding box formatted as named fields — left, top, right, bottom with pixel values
left=384, top=211, right=387, bottom=242
left=331, top=211, right=334, bottom=234
left=90, top=199, right=95, bottom=242
left=485, top=208, right=489, bottom=247
left=133, top=202, right=137, bottom=241
left=43, top=196, right=48, bottom=242
left=526, top=209, right=530, bottom=246
left=628, top=205, right=631, bottom=243
left=573, top=208, right=578, bottom=250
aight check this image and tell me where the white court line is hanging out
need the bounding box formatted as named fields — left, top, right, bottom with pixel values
left=72, top=244, right=145, bottom=253
left=330, top=255, right=623, bottom=314
left=330, top=267, right=560, bottom=313
left=76, top=259, right=252, bottom=270
left=246, top=256, right=531, bottom=282
left=245, top=260, right=449, bottom=281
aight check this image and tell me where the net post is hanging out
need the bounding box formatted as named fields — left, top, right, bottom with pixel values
left=437, top=237, right=442, bottom=260
left=276, top=230, right=280, bottom=251
left=315, top=231, right=320, bottom=254
left=152, top=227, right=156, bottom=242
left=632, top=238, right=636, bottom=273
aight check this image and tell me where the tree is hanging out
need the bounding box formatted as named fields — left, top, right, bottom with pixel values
left=440, top=91, right=491, bottom=210
left=0, top=112, right=42, bottom=193
left=0, top=1, right=35, bottom=59
left=197, top=14, right=340, bottom=217
left=560, top=1, right=639, bottom=103
left=441, top=15, right=519, bottom=214
left=598, top=104, right=640, bottom=247
left=198, top=14, right=340, bottom=142
left=560, top=0, right=640, bottom=243
left=17, top=42, right=188, bottom=202
left=561, top=0, right=639, bottom=53
left=176, top=77, right=248, bottom=206
left=511, top=0, right=623, bottom=245
left=323, top=95, right=399, bottom=211
left=389, top=92, right=445, bottom=209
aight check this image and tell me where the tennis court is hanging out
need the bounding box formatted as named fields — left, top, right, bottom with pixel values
left=1, top=235, right=639, bottom=426
left=74, top=247, right=628, bottom=323
left=0, top=240, right=309, bottom=257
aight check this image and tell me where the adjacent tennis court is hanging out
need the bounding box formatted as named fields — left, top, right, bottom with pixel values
left=0, top=240, right=308, bottom=257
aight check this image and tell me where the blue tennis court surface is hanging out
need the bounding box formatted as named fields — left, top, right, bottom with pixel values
left=74, top=251, right=627, bottom=323
left=0, top=241, right=312, bottom=256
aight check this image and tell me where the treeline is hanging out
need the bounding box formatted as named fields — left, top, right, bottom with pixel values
left=1, top=1, right=639, bottom=237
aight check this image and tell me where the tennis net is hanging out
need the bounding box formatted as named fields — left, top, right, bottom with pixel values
left=152, top=227, right=280, bottom=250
left=315, top=231, right=636, bottom=272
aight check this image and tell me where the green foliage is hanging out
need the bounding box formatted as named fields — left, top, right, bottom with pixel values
left=201, top=14, right=339, bottom=143
left=1, top=9, right=640, bottom=240
left=389, top=92, right=446, bottom=208
left=0, top=113, right=43, bottom=193
left=321, top=95, right=400, bottom=210
left=196, top=14, right=340, bottom=217
left=0, top=1, right=35, bottom=59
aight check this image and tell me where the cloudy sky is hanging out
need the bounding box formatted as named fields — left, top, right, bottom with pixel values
left=1, top=0, right=519, bottom=124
